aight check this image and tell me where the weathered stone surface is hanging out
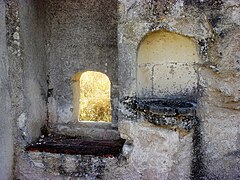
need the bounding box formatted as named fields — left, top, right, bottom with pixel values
left=55, top=122, right=121, bottom=140
left=45, top=0, right=119, bottom=127
left=1, top=0, right=239, bottom=179
left=0, top=1, right=14, bottom=179
left=118, top=0, right=240, bottom=179
left=17, top=151, right=117, bottom=179
left=118, top=121, right=193, bottom=180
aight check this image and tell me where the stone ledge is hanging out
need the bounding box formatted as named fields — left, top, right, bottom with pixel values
left=54, top=122, right=120, bottom=140
left=26, top=134, right=125, bottom=156
left=122, top=97, right=198, bottom=131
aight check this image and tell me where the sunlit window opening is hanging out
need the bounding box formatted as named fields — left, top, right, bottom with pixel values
left=79, top=71, right=111, bottom=122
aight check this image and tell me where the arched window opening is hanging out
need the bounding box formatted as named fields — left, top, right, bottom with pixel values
left=72, top=71, right=111, bottom=122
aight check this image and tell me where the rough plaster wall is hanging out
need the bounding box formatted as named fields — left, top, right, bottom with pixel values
left=18, top=0, right=48, bottom=143
left=199, top=10, right=240, bottom=179
left=46, top=0, right=118, bottom=126
left=0, top=2, right=13, bottom=179
left=7, top=0, right=48, bottom=178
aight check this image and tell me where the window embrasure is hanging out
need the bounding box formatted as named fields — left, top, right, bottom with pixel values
left=72, top=71, right=111, bottom=122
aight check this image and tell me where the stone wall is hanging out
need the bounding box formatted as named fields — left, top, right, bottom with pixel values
left=118, top=0, right=240, bottom=179
left=4, top=0, right=48, bottom=178
left=0, top=0, right=239, bottom=179
left=0, top=1, right=13, bottom=179
left=45, top=0, right=119, bottom=127
left=18, top=0, right=48, bottom=143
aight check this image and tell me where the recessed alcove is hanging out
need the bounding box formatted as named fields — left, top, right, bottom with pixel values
left=137, top=30, right=200, bottom=99
left=28, top=69, right=122, bottom=155
left=133, top=30, right=200, bottom=131
left=26, top=0, right=123, bottom=156
left=45, top=0, right=118, bottom=128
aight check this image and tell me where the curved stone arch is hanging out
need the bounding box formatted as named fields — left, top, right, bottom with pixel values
left=136, top=30, right=200, bottom=99
left=118, top=20, right=208, bottom=98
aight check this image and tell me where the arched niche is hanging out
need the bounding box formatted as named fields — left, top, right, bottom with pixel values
left=72, top=71, right=111, bottom=122
left=137, top=30, right=200, bottom=99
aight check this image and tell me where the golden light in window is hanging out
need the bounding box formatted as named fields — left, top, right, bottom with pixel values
left=72, top=71, right=111, bottom=122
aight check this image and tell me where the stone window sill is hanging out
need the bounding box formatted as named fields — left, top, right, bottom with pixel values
left=54, top=121, right=120, bottom=140
left=26, top=134, right=125, bottom=156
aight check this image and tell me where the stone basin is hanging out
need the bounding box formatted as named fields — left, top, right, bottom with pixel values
left=121, top=97, right=198, bottom=130
left=137, top=99, right=197, bottom=116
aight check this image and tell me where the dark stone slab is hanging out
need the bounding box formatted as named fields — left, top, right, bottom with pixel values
left=137, top=99, right=196, bottom=116
left=26, top=135, right=125, bottom=156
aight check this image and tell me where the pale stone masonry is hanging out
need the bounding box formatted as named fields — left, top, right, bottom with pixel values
left=0, top=0, right=239, bottom=179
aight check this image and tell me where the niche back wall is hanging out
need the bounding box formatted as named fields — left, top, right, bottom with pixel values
left=46, top=0, right=118, bottom=125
